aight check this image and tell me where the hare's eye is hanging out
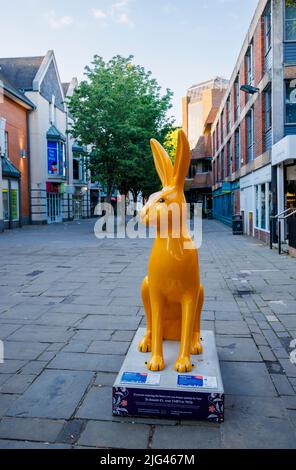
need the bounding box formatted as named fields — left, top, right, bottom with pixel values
left=159, top=198, right=165, bottom=203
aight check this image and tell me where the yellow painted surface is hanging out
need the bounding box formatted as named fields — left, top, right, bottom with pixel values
left=139, top=130, right=204, bottom=373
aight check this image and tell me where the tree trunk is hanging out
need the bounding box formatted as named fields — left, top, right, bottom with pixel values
left=132, top=190, right=139, bottom=217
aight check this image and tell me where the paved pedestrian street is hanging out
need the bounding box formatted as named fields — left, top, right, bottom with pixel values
left=0, top=219, right=296, bottom=449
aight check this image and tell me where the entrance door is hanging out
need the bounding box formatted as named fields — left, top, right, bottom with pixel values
left=73, top=196, right=83, bottom=220
left=47, top=193, right=62, bottom=223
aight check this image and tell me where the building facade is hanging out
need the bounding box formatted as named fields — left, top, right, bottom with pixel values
left=182, top=78, right=228, bottom=216
left=0, top=73, right=34, bottom=231
left=0, top=50, right=91, bottom=227
left=63, top=79, right=91, bottom=220
left=211, top=0, right=296, bottom=243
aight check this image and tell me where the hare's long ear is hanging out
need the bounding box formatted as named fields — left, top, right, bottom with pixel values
left=173, top=130, right=191, bottom=189
left=150, top=139, right=174, bottom=187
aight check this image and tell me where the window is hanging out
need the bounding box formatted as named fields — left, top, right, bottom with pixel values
left=235, top=75, right=240, bottom=121
left=221, top=112, right=224, bottom=142
left=217, top=155, right=220, bottom=182
left=264, top=3, right=272, bottom=54
left=227, top=97, right=231, bottom=133
left=235, top=128, right=240, bottom=171
left=261, top=183, right=266, bottom=230
left=285, top=0, right=296, bottom=41
left=228, top=140, right=232, bottom=177
left=247, top=108, right=254, bottom=161
left=212, top=130, right=216, bottom=154
left=285, top=79, right=296, bottom=123
left=221, top=150, right=225, bottom=181
left=246, top=44, right=254, bottom=86
left=4, top=132, right=9, bottom=159
left=203, top=160, right=211, bottom=173
left=255, top=182, right=272, bottom=231
left=265, top=86, right=272, bottom=131
left=255, top=186, right=259, bottom=228
left=47, top=140, right=66, bottom=177
left=2, top=189, right=9, bottom=221
left=73, top=158, right=80, bottom=180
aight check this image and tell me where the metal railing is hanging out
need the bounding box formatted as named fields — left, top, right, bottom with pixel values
left=270, top=208, right=296, bottom=255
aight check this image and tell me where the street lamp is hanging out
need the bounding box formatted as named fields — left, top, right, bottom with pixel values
left=240, top=84, right=260, bottom=94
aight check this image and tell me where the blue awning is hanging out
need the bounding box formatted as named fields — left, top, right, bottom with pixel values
left=1, top=158, right=20, bottom=178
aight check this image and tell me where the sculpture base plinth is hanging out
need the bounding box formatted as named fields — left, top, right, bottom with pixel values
left=112, top=328, right=224, bottom=423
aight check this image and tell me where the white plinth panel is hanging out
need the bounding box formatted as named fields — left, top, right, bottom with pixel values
left=113, top=328, right=224, bottom=422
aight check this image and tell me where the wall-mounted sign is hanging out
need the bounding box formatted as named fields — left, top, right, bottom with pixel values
left=47, top=141, right=58, bottom=175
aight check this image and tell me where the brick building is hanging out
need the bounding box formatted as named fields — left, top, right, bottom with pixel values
left=182, top=78, right=228, bottom=215
left=0, top=73, right=34, bottom=231
left=0, top=51, right=91, bottom=226
left=211, top=0, right=296, bottom=244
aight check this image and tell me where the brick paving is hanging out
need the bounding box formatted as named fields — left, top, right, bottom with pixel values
left=0, top=219, right=296, bottom=449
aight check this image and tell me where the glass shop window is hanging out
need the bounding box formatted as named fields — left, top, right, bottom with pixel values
left=285, top=79, right=296, bottom=123
left=285, top=0, right=296, bottom=41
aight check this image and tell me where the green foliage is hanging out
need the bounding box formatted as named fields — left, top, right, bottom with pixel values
left=163, top=127, right=181, bottom=164
left=67, top=55, right=174, bottom=201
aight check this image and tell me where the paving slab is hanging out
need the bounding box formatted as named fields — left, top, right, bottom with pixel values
left=6, top=369, right=94, bottom=419
left=0, top=417, right=65, bottom=442
left=215, top=320, right=250, bottom=336
left=78, top=315, right=141, bottom=331
left=151, top=424, right=222, bottom=449
left=48, top=352, right=124, bottom=373
left=87, top=341, right=129, bottom=355
left=8, top=325, right=74, bottom=343
left=2, top=341, right=49, bottom=360
left=78, top=420, right=150, bottom=449
left=220, top=362, right=277, bottom=397
left=216, top=336, right=262, bottom=362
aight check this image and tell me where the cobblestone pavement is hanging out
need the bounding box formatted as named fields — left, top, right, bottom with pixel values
left=0, top=219, right=296, bottom=449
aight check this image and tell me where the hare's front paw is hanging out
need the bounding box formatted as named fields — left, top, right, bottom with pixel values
left=191, top=334, right=203, bottom=355
left=138, top=336, right=151, bottom=353
left=147, top=355, right=165, bottom=371
left=174, top=356, right=193, bottom=373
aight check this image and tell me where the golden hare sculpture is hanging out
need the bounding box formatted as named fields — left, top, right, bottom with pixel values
left=139, top=129, right=204, bottom=373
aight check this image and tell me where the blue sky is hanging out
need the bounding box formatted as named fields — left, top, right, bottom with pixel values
left=0, top=0, right=258, bottom=124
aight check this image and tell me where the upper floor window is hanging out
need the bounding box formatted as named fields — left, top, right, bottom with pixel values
left=247, top=108, right=254, bottom=162
left=4, top=131, right=9, bottom=159
left=47, top=140, right=66, bottom=177
left=285, top=79, right=296, bottom=123
left=227, top=97, right=231, bottom=133
left=221, top=112, right=224, bottom=142
left=285, top=0, right=296, bottom=41
left=228, top=139, right=232, bottom=177
left=265, top=86, right=272, bottom=131
left=246, top=43, right=254, bottom=86
left=73, top=156, right=86, bottom=182
left=235, top=128, right=240, bottom=171
left=212, top=130, right=216, bottom=154
left=221, top=149, right=225, bottom=181
left=235, top=75, right=240, bottom=121
left=264, top=2, right=272, bottom=54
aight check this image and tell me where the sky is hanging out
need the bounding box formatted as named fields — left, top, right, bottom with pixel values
left=0, top=0, right=258, bottom=125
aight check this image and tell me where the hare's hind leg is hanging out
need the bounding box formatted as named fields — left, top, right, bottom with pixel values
left=191, top=285, right=204, bottom=355
left=175, top=297, right=196, bottom=373
left=138, top=276, right=152, bottom=353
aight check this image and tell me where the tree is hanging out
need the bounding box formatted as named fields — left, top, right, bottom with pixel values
left=163, top=127, right=181, bottom=164
left=67, top=55, right=174, bottom=203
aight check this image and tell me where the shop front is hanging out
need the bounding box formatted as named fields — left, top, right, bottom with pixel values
left=272, top=135, right=296, bottom=240
left=240, top=165, right=272, bottom=242
left=1, top=158, right=21, bottom=230
left=213, top=181, right=239, bottom=226
left=46, top=182, right=63, bottom=224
